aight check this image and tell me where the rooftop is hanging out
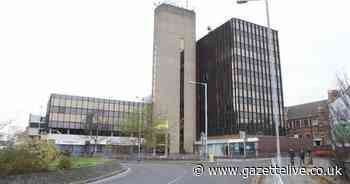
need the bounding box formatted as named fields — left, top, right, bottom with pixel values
left=286, top=100, right=328, bottom=120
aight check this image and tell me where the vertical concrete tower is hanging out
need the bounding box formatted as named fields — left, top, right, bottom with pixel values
left=152, top=4, right=196, bottom=154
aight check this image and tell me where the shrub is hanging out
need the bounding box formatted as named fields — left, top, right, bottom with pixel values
left=61, top=150, right=71, bottom=157
left=57, top=156, right=72, bottom=170
left=0, top=138, right=59, bottom=176
left=0, top=147, right=46, bottom=176
left=19, top=139, right=59, bottom=162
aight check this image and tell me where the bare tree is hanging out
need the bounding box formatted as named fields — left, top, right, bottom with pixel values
left=329, top=72, right=350, bottom=162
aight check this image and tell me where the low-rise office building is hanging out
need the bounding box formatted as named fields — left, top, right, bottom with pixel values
left=29, top=93, right=149, bottom=155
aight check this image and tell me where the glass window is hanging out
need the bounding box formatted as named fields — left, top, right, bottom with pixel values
left=88, top=101, right=97, bottom=109
left=50, top=106, right=59, bottom=113
left=64, top=114, right=70, bottom=122
left=59, top=98, right=66, bottom=107
left=81, top=99, right=87, bottom=109
left=53, top=97, right=60, bottom=106
left=71, top=99, right=78, bottom=108
left=58, top=106, right=66, bottom=113
left=104, top=103, right=110, bottom=110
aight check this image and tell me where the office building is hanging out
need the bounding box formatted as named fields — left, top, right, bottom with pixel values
left=152, top=4, right=196, bottom=154
left=195, top=18, right=286, bottom=156
left=31, top=93, right=149, bottom=155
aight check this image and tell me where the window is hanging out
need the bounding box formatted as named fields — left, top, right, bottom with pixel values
left=58, top=106, right=66, bottom=114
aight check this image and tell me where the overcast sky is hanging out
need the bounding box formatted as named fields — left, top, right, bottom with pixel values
left=0, top=0, right=349, bottom=130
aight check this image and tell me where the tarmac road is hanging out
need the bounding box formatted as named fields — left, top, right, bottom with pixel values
left=90, top=158, right=271, bottom=184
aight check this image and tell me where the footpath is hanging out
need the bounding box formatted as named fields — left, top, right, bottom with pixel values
left=261, top=157, right=346, bottom=184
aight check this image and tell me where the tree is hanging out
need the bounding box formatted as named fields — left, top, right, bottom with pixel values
left=334, top=121, right=350, bottom=148
left=143, top=114, right=168, bottom=156
left=121, top=105, right=168, bottom=156
left=329, top=72, right=350, bottom=161
left=84, top=111, right=102, bottom=156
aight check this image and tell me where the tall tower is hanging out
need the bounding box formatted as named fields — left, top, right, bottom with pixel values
left=152, top=4, right=196, bottom=154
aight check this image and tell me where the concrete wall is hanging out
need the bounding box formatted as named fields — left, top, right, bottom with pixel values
left=152, top=4, right=196, bottom=153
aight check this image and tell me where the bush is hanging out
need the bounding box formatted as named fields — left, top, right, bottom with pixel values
left=0, top=147, right=46, bottom=176
left=0, top=138, right=59, bottom=176
left=20, top=139, right=59, bottom=162
left=61, top=150, right=71, bottom=157
left=57, top=156, right=72, bottom=170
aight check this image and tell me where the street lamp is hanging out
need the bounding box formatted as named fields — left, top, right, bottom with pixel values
left=135, top=96, right=144, bottom=162
left=236, top=0, right=249, bottom=4
left=236, top=0, right=281, bottom=166
left=188, top=81, right=208, bottom=160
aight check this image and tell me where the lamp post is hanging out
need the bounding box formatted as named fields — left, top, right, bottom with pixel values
left=188, top=81, right=208, bottom=160
left=135, top=96, right=144, bottom=162
left=236, top=0, right=281, bottom=166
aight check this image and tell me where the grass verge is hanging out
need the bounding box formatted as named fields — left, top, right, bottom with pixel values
left=49, top=157, right=110, bottom=171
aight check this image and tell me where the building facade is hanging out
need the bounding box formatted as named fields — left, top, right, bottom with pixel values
left=196, top=18, right=286, bottom=140
left=33, top=93, right=149, bottom=155
left=152, top=4, right=196, bottom=154
left=286, top=91, right=338, bottom=147
left=27, top=114, right=46, bottom=137
left=46, top=94, right=148, bottom=136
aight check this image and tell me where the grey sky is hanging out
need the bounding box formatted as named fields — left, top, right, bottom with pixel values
left=0, top=0, right=349, bottom=130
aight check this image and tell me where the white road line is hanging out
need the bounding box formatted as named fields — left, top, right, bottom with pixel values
left=167, top=171, right=187, bottom=184
left=90, top=166, right=131, bottom=184
left=216, top=158, right=278, bottom=162
left=112, top=167, right=131, bottom=179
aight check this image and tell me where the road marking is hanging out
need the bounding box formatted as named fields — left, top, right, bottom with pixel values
left=88, top=167, right=131, bottom=184
left=113, top=167, right=131, bottom=179
left=216, top=158, right=281, bottom=162
left=167, top=171, right=187, bottom=184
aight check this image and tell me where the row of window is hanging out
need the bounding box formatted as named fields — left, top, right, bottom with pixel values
left=234, top=43, right=270, bottom=55
left=48, top=121, right=117, bottom=130
left=236, top=54, right=279, bottom=67
left=51, top=97, right=145, bottom=112
left=233, top=103, right=274, bottom=114
left=49, top=113, right=130, bottom=124
left=233, top=68, right=271, bottom=81
left=234, top=89, right=276, bottom=101
left=235, top=32, right=269, bottom=45
left=233, top=72, right=272, bottom=87
left=235, top=82, right=271, bottom=93
left=52, top=94, right=140, bottom=104
left=235, top=96, right=273, bottom=105
left=50, top=106, right=142, bottom=117
left=232, top=20, right=270, bottom=37
left=287, top=119, right=319, bottom=129
left=233, top=29, right=278, bottom=45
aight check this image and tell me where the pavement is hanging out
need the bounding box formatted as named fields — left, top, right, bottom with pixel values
left=89, top=158, right=272, bottom=184
left=262, top=157, right=336, bottom=184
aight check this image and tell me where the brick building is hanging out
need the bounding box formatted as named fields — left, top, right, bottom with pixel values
left=286, top=91, right=338, bottom=147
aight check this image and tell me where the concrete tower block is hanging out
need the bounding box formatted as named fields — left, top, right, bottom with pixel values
left=152, top=4, right=196, bottom=154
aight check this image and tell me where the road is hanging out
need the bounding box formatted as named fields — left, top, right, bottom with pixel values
left=90, top=158, right=271, bottom=184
